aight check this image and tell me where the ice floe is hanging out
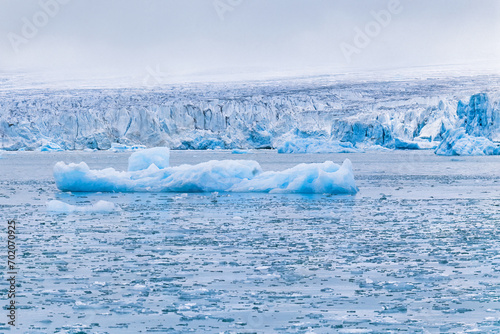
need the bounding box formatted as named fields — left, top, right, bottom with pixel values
left=46, top=200, right=121, bottom=213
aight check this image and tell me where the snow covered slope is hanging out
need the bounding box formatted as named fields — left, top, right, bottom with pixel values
left=1, top=74, right=499, bottom=151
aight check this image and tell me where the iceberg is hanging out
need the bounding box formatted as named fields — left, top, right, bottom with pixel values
left=394, top=138, right=420, bottom=150
left=46, top=200, right=121, bottom=213
left=435, top=128, right=500, bottom=156
left=365, top=144, right=393, bottom=152
left=231, top=149, right=251, bottom=154
left=128, top=147, right=170, bottom=171
left=229, top=159, right=358, bottom=194
left=276, top=137, right=362, bottom=154
left=435, top=94, right=500, bottom=156
left=108, top=143, right=147, bottom=152
left=53, top=149, right=358, bottom=194
left=394, top=138, right=439, bottom=150
left=38, top=140, right=64, bottom=152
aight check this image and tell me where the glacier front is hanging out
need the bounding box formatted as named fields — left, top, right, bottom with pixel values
left=1, top=74, right=499, bottom=153
left=435, top=93, right=500, bottom=155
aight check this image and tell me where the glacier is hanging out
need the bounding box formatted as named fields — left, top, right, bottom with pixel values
left=435, top=93, right=500, bottom=155
left=1, top=74, right=499, bottom=154
left=435, top=128, right=500, bottom=156
left=53, top=147, right=358, bottom=194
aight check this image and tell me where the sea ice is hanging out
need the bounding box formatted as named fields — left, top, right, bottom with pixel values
left=46, top=200, right=121, bottom=213
left=53, top=151, right=358, bottom=194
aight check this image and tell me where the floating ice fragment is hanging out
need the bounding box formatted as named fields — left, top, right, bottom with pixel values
left=229, top=159, right=358, bottom=194
left=46, top=200, right=121, bottom=213
left=395, top=138, right=439, bottom=150
left=277, top=137, right=363, bottom=154
left=53, top=155, right=358, bottom=194
left=435, top=128, right=500, bottom=156
left=37, top=140, right=64, bottom=152
left=108, top=143, right=147, bottom=152
left=365, top=145, right=392, bottom=152
left=231, top=149, right=250, bottom=154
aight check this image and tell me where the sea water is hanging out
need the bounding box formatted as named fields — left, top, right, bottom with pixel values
left=0, top=150, right=499, bottom=333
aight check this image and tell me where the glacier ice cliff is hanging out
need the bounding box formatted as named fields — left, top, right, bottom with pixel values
left=435, top=93, right=500, bottom=155
left=0, top=75, right=499, bottom=152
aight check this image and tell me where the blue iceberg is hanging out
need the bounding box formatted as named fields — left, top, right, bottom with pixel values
left=435, top=128, right=500, bottom=156
left=53, top=148, right=358, bottom=194
left=277, top=137, right=362, bottom=154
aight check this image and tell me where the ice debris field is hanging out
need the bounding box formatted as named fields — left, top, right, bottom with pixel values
left=54, top=147, right=358, bottom=194
left=2, top=150, right=500, bottom=333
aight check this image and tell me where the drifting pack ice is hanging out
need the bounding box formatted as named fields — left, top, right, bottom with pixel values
left=53, top=147, right=358, bottom=194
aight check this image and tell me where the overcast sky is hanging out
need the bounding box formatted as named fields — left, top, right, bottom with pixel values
left=0, top=0, right=499, bottom=81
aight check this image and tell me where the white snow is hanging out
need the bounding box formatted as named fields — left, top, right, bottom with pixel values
left=128, top=147, right=170, bottom=171
left=53, top=153, right=358, bottom=194
left=46, top=200, right=121, bottom=213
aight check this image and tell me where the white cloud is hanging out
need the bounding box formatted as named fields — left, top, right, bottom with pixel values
left=0, top=0, right=498, bottom=79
